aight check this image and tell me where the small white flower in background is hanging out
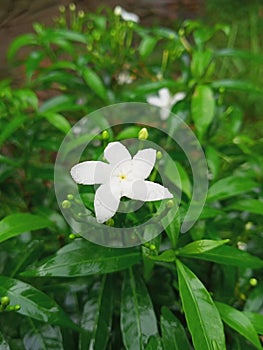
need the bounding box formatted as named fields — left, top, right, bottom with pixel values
left=114, top=6, right=139, bottom=23
left=147, top=88, right=186, bottom=120
left=71, top=142, right=173, bottom=223
left=116, top=71, right=134, bottom=85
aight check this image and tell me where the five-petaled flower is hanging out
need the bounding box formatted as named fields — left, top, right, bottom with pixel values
left=147, top=88, right=186, bottom=120
left=70, top=142, right=173, bottom=223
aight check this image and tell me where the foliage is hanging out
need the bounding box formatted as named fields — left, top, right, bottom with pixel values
left=0, top=4, right=263, bottom=349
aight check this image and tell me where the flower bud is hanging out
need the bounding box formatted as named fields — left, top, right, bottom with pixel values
left=138, top=127, right=148, bottom=140
left=1, top=296, right=10, bottom=307
left=62, top=200, right=71, bottom=209
left=156, top=151, right=162, bottom=160
left=67, top=194, right=74, bottom=200
left=14, top=305, right=21, bottom=311
left=78, top=10, right=84, bottom=18
left=149, top=244, right=156, bottom=251
left=249, top=278, right=258, bottom=287
left=239, top=293, right=246, bottom=301
left=114, top=6, right=122, bottom=16
left=69, top=233, right=76, bottom=240
left=102, top=130, right=109, bottom=140
left=166, top=199, right=174, bottom=208
left=59, top=5, right=65, bottom=13
left=106, top=218, right=114, bottom=226
left=69, top=3, right=76, bottom=11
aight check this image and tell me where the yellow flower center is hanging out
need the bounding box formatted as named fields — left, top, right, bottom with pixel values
left=119, top=173, right=127, bottom=180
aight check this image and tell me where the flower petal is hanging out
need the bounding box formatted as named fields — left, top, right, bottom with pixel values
left=132, top=149, right=156, bottom=179
left=94, top=183, right=121, bottom=223
left=160, top=108, right=170, bottom=120
left=70, top=161, right=111, bottom=184
left=146, top=96, right=164, bottom=107
left=123, top=180, right=173, bottom=202
left=104, top=142, right=131, bottom=164
left=159, top=88, right=171, bottom=105
left=171, top=92, right=186, bottom=105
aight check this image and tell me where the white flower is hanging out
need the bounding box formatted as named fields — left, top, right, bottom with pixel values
left=114, top=6, right=139, bottom=23
left=147, top=88, right=186, bottom=120
left=116, top=71, right=134, bottom=85
left=71, top=142, right=173, bottom=223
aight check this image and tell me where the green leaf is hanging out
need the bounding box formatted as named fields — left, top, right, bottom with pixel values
left=206, top=146, right=221, bottom=179
left=191, top=50, right=212, bottom=79
left=179, top=245, right=263, bottom=269
left=23, top=323, right=64, bottom=350
left=244, top=312, right=263, bottom=335
left=121, top=269, right=158, bottom=350
left=150, top=249, right=176, bottom=262
left=161, top=307, right=191, bottom=350
left=0, top=276, right=80, bottom=331
left=0, top=331, right=10, bottom=350
left=215, top=302, right=262, bottom=350
left=0, top=213, right=53, bottom=244
left=39, top=95, right=76, bottom=113
left=116, top=126, right=140, bottom=140
left=161, top=205, right=181, bottom=249
left=139, top=36, right=157, bottom=58
left=21, top=239, right=141, bottom=277
left=191, top=85, right=215, bottom=139
left=207, top=176, right=257, bottom=201
left=8, top=34, right=37, bottom=61
left=165, top=160, right=192, bottom=198
left=54, top=29, right=87, bottom=44
left=211, top=80, right=262, bottom=94
left=41, top=112, right=71, bottom=134
left=80, top=275, right=113, bottom=350
left=176, top=260, right=226, bottom=350
left=178, top=239, right=229, bottom=255
left=82, top=68, right=108, bottom=101
left=0, top=115, right=27, bottom=147
left=145, top=336, right=163, bottom=350
left=227, top=199, right=263, bottom=215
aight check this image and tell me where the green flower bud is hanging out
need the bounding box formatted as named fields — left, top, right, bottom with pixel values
left=78, top=10, right=84, bottom=18
left=69, top=233, right=76, bottom=240
left=67, top=194, right=74, bottom=200
left=102, top=130, right=109, bottom=140
left=62, top=200, right=71, bottom=209
left=249, top=278, right=258, bottom=287
left=59, top=5, right=65, bottom=13
left=106, top=218, right=114, bottom=226
left=1, top=296, right=10, bottom=307
left=14, top=305, right=21, bottom=311
left=138, top=127, right=149, bottom=140
left=69, top=3, right=76, bottom=11
left=166, top=199, right=174, bottom=208
left=156, top=151, right=162, bottom=160
left=149, top=244, right=156, bottom=251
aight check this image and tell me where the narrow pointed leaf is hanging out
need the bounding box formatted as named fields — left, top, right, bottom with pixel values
left=176, top=260, right=226, bottom=350
left=80, top=275, right=113, bottom=350
left=0, top=276, right=80, bottom=331
left=82, top=68, right=108, bottom=101
left=178, top=239, right=229, bottom=255
left=227, top=199, right=263, bottom=215
left=121, top=269, right=158, bottom=350
left=21, top=239, right=141, bottom=277
left=244, top=312, right=263, bottom=335
left=161, top=307, right=191, bottom=350
left=215, top=302, right=262, bottom=350
left=0, top=213, right=53, bottom=243
left=178, top=245, right=263, bottom=269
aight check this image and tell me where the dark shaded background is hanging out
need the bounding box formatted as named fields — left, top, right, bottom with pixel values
left=0, top=0, right=203, bottom=79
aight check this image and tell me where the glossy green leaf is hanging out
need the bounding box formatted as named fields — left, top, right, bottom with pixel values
left=0, top=276, right=80, bottom=331
left=165, top=160, right=192, bottom=198
left=21, top=239, right=141, bottom=277
left=0, top=213, right=53, bottom=243
left=191, top=50, right=212, bottom=79
left=82, top=68, right=108, bottom=101
left=150, top=249, right=176, bottom=262
left=145, top=336, right=163, bottom=350
left=121, top=269, right=158, bottom=350
left=23, top=323, right=63, bottom=350
left=178, top=239, right=229, bottom=255
left=0, top=115, right=27, bottom=147
left=206, top=145, right=221, bottom=179
left=54, top=29, right=87, bottom=44
left=80, top=275, right=113, bottom=350
left=179, top=245, right=263, bottom=269
left=139, top=36, right=157, bottom=58
left=244, top=312, right=263, bottom=335
left=207, top=176, right=257, bottom=201
left=161, top=307, right=191, bottom=350
left=39, top=95, right=76, bottom=113
left=215, top=302, right=261, bottom=349
left=215, top=48, right=263, bottom=64
left=41, top=112, right=71, bottom=134
left=8, top=34, right=37, bottom=61
left=176, top=260, right=226, bottom=350
left=227, top=199, right=263, bottom=215
left=162, top=206, right=181, bottom=249
left=191, top=85, right=215, bottom=139
left=116, top=126, right=140, bottom=140
left=0, top=332, right=10, bottom=350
